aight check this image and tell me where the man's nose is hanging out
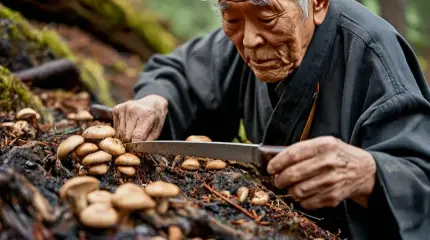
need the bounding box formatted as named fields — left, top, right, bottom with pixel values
left=243, top=23, right=264, bottom=48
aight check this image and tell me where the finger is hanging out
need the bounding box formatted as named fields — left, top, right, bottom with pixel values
left=112, top=104, right=123, bottom=138
left=118, top=104, right=127, bottom=141
left=145, top=118, right=161, bottom=141
left=273, top=151, right=346, bottom=188
left=131, top=117, right=155, bottom=142
left=288, top=168, right=344, bottom=200
left=124, top=107, right=139, bottom=143
left=267, top=136, right=340, bottom=175
left=299, top=181, right=346, bottom=210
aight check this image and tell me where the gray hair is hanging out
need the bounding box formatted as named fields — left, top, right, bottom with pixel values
left=203, top=0, right=308, bottom=19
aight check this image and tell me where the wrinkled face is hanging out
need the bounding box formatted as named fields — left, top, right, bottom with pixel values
left=220, top=0, right=315, bottom=82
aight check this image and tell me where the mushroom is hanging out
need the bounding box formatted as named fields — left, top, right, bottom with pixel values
left=82, top=150, right=112, bottom=166
left=220, top=190, right=230, bottom=198
left=251, top=191, right=269, bottom=206
left=112, top=183, right=156, bottom=211
left=59, top=176, right=100, bottom=214
left=205, top=160, right=227, bottom=170
left=144, top=181, right=180, bottom=214
left=185, top=135, right=212, bottom=142
left=168, top=225, right=183, bottom=240
left=237, top=187, right=249, bottom=203
left=12, top=120, right=29, bottom=137
left=0, top=122, right=15, bottom=128
left=88, top=163, right=109, bottom=176
left=57, top=135, right=85, bottom=160
left=16, top=108, right=38, bottom=121
left=79, top=203, right=118, bottom=228
left=73, top=110, right=94, bottom=121
left=181, top=158, right=200, bottom=171
left=99, top=137, right=125, bottom=155
left=87, top=190, right=113, bottom=206
left=75, top=143, right=99, bottom=158
left=82, top=125, right=115, bottom=141
left=114, top=153, right=140, bottom=166
left=117, top=166, right=136, bottom=177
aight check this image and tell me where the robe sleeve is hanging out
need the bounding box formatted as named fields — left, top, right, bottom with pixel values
left=133, top=28, right=244, bottom=141
left=345, top=37, right=430, bottom=240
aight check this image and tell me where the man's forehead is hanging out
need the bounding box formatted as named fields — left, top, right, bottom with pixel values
left=219, top=0, right=273, bottom=7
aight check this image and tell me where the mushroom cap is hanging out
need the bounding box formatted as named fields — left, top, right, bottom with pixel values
left=99, top=138, right=126, bottom=156
left=114, top=153, right=140, bottom=166
left=16, top=108, right=38, bottom=120
left=75, top=143, right=99, bottom=157
left=185, top=135, right=212, bottom=142
left=205, top=160, right=227, bottom=170
left=57, top=135, right=85, bottom=160
left=112, top=183, right=156, bottom=210
left=82, top=125, right=115, bottom=140
left=117, top=166, right=136, bottom=176
left=87, top=190, right=113, bottom=205
left=74, top=110, right=94, bottom=121
left=181, top=158, right=200, bottom=171
left=82, top=151, right=112, bottom=166
left=88, top=163, right=109, bottom=175
left=79, top=203, right=118, bottom=228
left=144, top=181, right=180, bottom=198
left=59, top=176, right=100, bottom=200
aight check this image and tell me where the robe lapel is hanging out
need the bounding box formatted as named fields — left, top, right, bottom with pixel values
left=261, top=1, right=341, bottom=145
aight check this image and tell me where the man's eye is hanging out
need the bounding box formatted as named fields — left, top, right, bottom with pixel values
left=259, top=18, right=274, bottom=24
left=227, top=19, right=240, bottom=24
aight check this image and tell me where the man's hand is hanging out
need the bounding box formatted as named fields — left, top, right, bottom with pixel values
left=267, top=136, right=376, bottom=209
left=113, top=95, right=168, bottom=143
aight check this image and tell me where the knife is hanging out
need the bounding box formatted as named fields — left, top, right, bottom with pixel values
left=124, top=141, right=285, bottom=175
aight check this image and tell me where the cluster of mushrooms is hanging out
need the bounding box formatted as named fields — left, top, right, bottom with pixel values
left=0, top=108, right=40, bottom=137
left=57, top=125, right=140, bottom=177
left=59, top=176, right=181, bottom=230
left=179, top=135, right=228, bottom=171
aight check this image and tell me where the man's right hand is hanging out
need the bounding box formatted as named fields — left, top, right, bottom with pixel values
left=112, top=94, right=168, bottom=143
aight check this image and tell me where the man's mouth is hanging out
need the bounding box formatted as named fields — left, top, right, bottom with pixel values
left=249, top=59, right=280, bottom=69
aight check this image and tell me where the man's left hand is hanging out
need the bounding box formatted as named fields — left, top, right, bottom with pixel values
left=267, top=136, right=376, bottom=209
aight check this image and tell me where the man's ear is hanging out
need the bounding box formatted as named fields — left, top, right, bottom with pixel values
left=312, top=0, right=330, bottom=25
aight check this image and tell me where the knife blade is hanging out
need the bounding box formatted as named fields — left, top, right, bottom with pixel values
left=124, top=141, right=285, bottom=174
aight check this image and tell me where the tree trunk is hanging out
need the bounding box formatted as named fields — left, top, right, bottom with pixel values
left=379, top=0, right=406, bottom=36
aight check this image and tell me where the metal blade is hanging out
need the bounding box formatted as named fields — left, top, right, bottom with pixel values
left=125, top=141, right=261, bottom=166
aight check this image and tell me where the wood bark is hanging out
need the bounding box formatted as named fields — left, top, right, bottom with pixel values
left=379, top=0, right=406, bottom=36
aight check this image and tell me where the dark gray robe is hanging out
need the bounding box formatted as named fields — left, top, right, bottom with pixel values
left=134, top=0, right=430, bottom=238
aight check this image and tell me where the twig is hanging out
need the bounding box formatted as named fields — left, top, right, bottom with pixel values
left=202, top=182, right=255, bottom=220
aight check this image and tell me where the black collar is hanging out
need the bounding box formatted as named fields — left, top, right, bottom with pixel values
left=262, top=0, right=341, bottom=145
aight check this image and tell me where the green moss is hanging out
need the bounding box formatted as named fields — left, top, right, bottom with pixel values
left=79, top=0, right=176, bottom=54
left=0, top=66, right=52, bottom=122
left=0, top=4, right=116, bottom=107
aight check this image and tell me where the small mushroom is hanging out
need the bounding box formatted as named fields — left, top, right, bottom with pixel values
left=117, top=166, right=136, bottom=176
left=181, top=158, right=200, bottom=171
left=185, top=135, right=212, bottom=142
left=87, top=190, right=113, bottom=206
left=237, top=187, right=249, bottom=203
left=79, top=203, right=118, bottom=228
left=75, top=143, right=99, bottom=158
left=16, top=108, right=38, bottom=121
left=82, top=150, right=112, bottom=166
left=88, top=163, right=109, bottom=176
left=251, top=191, right=269, bottom=206
left=145, top=181, right=180, bottom=214
left=12, top=120, right=29, bottom=137
left=205, top=160, right=227, bottom=170
left=74, top=110, right=94, bottom=121
left=99, top=137, right=125, bottom=155
left=114, top=153, right=140, bottom=166
left=67, top=113, right=76, bottom=120
left=57, top=135, right=85, bottom=160
left=59, top=176, right=100, bottom=214
left=220, top=190, right=230, bottom=198
left=82, top=125, right=115, bottom=141
left=168, top=225, right=183, bottom=240
left=112, top=183, right=156, bottom=211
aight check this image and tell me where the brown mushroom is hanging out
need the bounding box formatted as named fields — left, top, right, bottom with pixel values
left=114, top=153, right=140, bottom=166
left=185, top=135, right=212, bottom=142
left=237, top=187, right=249, bottom=203
left=87, top=190, right=113, bottom=206
left=82, top=125, right=115, bottom=141
left=12, top=120, right=29, bottom=137
left=220, top=190, right=230, bottom=198
left=79, top=203, right=118, bottom=228
left=99, top=137, right=126, bottom=155
left=16, top=108, right=38, bottom=121
left=59, top=176, right=100, bottom=214
left=75, top=143, right=99, bottom=158
left=82, top=150, right=112, bottom=166
left=181, top=158, right=200, bottom=171
left=251, top=191, right=269, bottom=206
left=112, top=183, right=156, bottom=210
left=205, top=160, right=227, bottom=170
left=88, top=163, right=109, bottom=176
left=145, top=181, right=180, bottom=214
left=168, top=225, right=183, bottom=240
left=57, top=135, right=85, bottom=160
left=117, top=166, right=136, bottom=177
left=74, top=110, right=94, bottom=121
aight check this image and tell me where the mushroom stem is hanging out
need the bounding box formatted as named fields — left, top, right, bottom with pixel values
left=156, top=198, right=169, bottom=215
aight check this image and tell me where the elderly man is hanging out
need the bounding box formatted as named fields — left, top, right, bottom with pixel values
left=113, top=0, right=430, bottom=238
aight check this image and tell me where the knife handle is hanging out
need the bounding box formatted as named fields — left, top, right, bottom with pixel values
left=89, top=104, right=114, bottom=122
left=259, top=145, right=286, bottom=164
